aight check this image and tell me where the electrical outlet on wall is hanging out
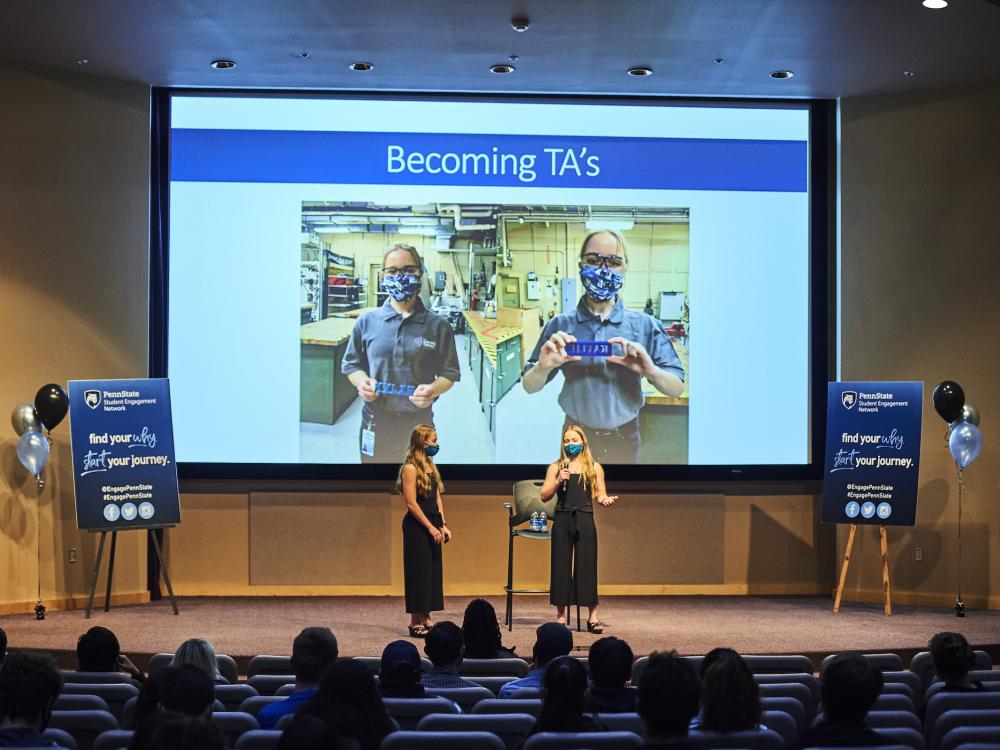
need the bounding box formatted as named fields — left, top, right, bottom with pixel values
left=915, top=547, right=924, bottom=562
left=68, top=547, right=78, bottom=563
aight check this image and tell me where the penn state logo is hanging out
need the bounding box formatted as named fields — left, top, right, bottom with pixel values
left=84, top=390, right=102, bottom=409
left=841, top=391, right=857, bottom=410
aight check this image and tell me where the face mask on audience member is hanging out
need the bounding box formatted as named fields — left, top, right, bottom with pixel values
left=383, top=273, right=422, bottom=302
left=425, top=444, right=440, bottom=457
left=565, top=444, right=583, bottom=457
left=579, top=264, right=623, bottom=301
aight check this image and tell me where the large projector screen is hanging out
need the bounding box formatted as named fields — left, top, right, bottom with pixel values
left=163, top=93, right=827, bottom=478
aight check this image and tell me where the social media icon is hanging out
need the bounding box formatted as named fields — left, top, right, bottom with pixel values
left=103, top=504, right=121, bottom=522
left=121, top=502, right=138, bottom=521
left=845, top=501, right=860, bottom=519
left=877, top=502, right=892, bottom=519
left=861, top=502, right=876, bottom=519
left=138, top=502, right=155, bottom=520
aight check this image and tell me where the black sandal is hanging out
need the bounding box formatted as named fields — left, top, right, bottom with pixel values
left=586, top=621, right=607, bottom=634
left=407, top=625, right=430, bottom=638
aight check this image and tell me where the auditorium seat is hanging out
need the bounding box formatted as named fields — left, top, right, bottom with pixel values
left=275, top=683, right=297, bottom=696
left=61, top=672, right=134, bottom=685
left=884, top=681, right=918, bottom=702
left=247, top=674, right=295, bottom=695
left=926, top=672, right=1000, bottom=701
left=928, top=709, right=1000, bottom=750
left=862, top=710, right=922, bottom=732
left=761, top=709, right=799, bottom=746
left=910, top=651, right=993, bottom=694
left=59, top=684, right=138, bottom=722
left=235, top=730, right=283, bottom=750
left=472, top=698, right=542, bottom=718
left=383, top=730, right=506, bottom=750
left=689, top=728, right=785, bottom=750
left=885, top=672, right=925, bottom=703
left=875, top=726, right=926, bottom=750
left=92, top=730, right=133, bottom=750
left=216, top=684, right=259, bottom=711
left=521, top=731, right=643, bottom=750
left=511, top=687, right=541, bottom=699
left=41, top=727, right=79, bottom=750
left=761, top=696, right=808, bottom=732
left=598, top=712, right=644, bottom=735
left=822, top=653, right=905, bottom=673
left=756, top=673, right=820, bottom=717
left=924, top=693, right=1000, bottom=750
left=121, top=695, right=223, bottom=727
left=874, top=693, right=916, bottom=713
left=457, top=658, right=531, bottom=677
left=146, top=651, right=239, bottom=683
left=239, top=695, right=287, bottom=717
left=415, top=713, right=535, bottom=750
left=246, top=655, right=292, bottom=677
left=758, top=682, right=814, bottom=720
left=353, top=655, right=433, bottom=675
left=424, top=686, right=495, bottom=712
left=382, top=696, right=460, bottom=730
left=466, top=676, right=517, bottom=696
left=49, top=710, right=118, bottom=750
left=742, top=655, right=816, bottom=675
left=211, top=711, right=260, bottom=747
left=939, top=727, right=1000, bottom=750
left=54, top=695, right=110, bottom=713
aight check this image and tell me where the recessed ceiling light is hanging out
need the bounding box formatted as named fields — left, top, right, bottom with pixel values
left=922, top=0, right=948, bottom=8
left=904, top=70, right=916, bottom=77
left=770, top=69, right=794, bottom=79
left=627, top=66, right=653, bottom=77
left=714, top=58, right=725, bottom=64
left=490, top=63, right=516, bottom=74
left=349, top=62, right=374, bottom=72
left=511, top=17, right=530, bottom=32
left=76, top=58, right=89, bottom=66
left=210, top=59, right=236, bottom=70
left=291, top=51, right=311, bottom=59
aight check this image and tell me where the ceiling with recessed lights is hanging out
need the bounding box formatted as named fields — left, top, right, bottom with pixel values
left=1, top=0, right=999, bottom=99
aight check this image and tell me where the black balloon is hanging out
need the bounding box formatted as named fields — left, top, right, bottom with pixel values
left=932, top=380, right=965, bottom=424
left=34, top=383, right=69, bottom=431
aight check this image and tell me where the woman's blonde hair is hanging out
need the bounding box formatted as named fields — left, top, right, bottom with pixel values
left=579, top=229, right=629, bottom=265
left=383, top=242, right=424, bottom=272
left=171, top=638, right=221, bottom=680
left=395, top=424, right=443, bottom=498
left=557, top=425, right=598, bottom=501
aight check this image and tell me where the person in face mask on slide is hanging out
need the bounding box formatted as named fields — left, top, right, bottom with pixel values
left=522, top=230, right=685, bottom=464
left=342, top=244, right=460, bottom=463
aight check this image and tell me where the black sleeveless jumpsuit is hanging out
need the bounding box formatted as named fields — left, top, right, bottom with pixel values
left=402, top=473, right=444, bottom=613
left=550, top=473, right=598, bottom=607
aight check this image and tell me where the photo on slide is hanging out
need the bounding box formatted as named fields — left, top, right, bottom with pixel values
left=298, top=200, right=689, bottom=466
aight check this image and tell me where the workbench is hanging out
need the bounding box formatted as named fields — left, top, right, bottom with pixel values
left=463, top=311, right=523, bottom=439
left=300, top=317, right=358, bottom=424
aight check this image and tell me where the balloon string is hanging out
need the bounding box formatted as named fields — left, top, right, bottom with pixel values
left=957, top=466, right=964, bottom=601
left=36, top=482, right=42, bottom=606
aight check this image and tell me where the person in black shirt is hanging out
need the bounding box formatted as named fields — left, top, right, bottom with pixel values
left=519, top=656, right=605, bottom=747
left=798, top=652, right=888, bottom=749
left=0, top=650, right=62, bottom=748
left=587, top=637, right=638, bottom=713
left=638, top=651, right=702, bottom=750
left=930, top=631, right=985, bottom=692
left=461, top=598, right=518, bottom=659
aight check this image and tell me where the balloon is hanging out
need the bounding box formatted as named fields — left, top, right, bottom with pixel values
left=932, top=381, right=965, bottom=424
left=16, top=431, right=50, bottom=478
left=11, top=403, right=43, bottom=436
left=950, top=403, right=981, bottom=428
left=949, top=422, right=983, bottom=469
left=34, top=383, right=69, bottom=432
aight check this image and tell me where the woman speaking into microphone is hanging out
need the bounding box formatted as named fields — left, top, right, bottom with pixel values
left=540, top=425, right=618, bottom=633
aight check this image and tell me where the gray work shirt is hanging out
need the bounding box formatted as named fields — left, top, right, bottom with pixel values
left=342, top=298, right=461, bottom=413
left=525, top=296, right=685, bottom=429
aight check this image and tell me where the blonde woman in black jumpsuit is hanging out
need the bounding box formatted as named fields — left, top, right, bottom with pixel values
left=397, top=424, right=452, bottom=638
left=540, top=425, right=618, bottom=633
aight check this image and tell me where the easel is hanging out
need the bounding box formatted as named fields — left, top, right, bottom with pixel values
left=85, top=526, right=179, bottom=619
left=833, top=524, right=892, bottom=616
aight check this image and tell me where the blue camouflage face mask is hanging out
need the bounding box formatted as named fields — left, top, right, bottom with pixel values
left=425, top=444, right=440, bottom=457
left=579, top=264, right=623, bottom=301
left=565, top=443, right=584, bottom=457
left=383, top=273, right=422, bottom=302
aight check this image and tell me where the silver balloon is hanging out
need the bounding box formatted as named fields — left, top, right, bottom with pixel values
left=16, top=430, right=50, bottom=479
left=11, top=403, right=43, bottom=436
left=959, top=403, right=981, bottom=427
left=949, top=422, right=983, bottom=469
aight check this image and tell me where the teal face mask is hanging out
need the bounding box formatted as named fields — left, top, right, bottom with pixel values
left=565, top=443, right=583, bottom=457
left=425, top=444, right=440, bottom=457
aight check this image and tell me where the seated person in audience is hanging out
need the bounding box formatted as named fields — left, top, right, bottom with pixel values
left=638, top=651, right=702, bottom=749
left=0, top=650, right=63, bottom=748
left=296, top=659, right=395, bottom=750
left=145, top=714, right=226, bottom=750
left=76, top=625, right=145, bottom=685
left=519, top=656, right=606, bottom=748
left=170, top=638, right=228, bottom=684
left=696, top=648, right=763, bottom=732
left=587, top=636, right=638, bottom=713
left=378, top=640, right=426, bottom=697
left=422, top=621, right=479, bottom=689
left=129, top=668, right=169, bottom=729
left=930, top=631, right=984, bottom=692
left=462, top=598, right=518, bottom=658
left=129, top=665, right=216, bottom=750
left=499, top=622, right=573, bottom=698
left=0, top=627, right=7, bottom=667
left=277, top=714, right=341, bottom=750
left=798, top=652, right=888, bottom=749
left=258, top=627, right=340, bottom=729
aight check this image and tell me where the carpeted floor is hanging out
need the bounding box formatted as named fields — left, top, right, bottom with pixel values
left=2, top=595, right=998, bottom=674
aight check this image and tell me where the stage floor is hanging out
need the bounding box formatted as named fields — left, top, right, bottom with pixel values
left=3, top=595, right=999, bottom=673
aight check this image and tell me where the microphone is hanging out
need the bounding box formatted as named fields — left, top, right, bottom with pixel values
left=562, top=458, right=570, bottom=493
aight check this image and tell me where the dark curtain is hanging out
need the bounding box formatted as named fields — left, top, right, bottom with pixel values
left=147, top=88, right=171, bottom=599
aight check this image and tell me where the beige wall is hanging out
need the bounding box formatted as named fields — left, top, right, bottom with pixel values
left=0, top=64, right=151, bottom=613
left=839, top=84, right=1000, bottom=608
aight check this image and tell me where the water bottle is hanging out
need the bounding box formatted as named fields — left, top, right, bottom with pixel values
left=530, top=511, right=539, bottom=532
left=539, top=510, right=547, bottom=532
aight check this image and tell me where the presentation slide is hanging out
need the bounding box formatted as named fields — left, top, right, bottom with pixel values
left=167, top=95, right=811, bottom=467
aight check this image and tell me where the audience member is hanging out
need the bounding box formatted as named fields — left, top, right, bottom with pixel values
left=129, top=666, right=216, bottom=750
left=519, top=656, right=605, bottom=747
left=0, top=650, right=62, bottom=747
left=170, top=638, right=228, bottom=683
left=0, top=627, right=7, bottom=667
left=587, top=636, right=637, bottom=713
left=461, top=598, right=517, bottom=658
left=930, top=631, right=984, bottom=691
left=697, top=647, right=762, bottom=732
left=76, top=625, right=144, bottom=685
left=638, top=651, right=702, bottom=749
left=378, top=640, right=425, bottom=697
left=499, top=622, right=573, bottom=698
left=798, top=652, right=888, bottom=748
left=145, top=715, right=226, bottom=750
left=297, top=659, right=395, bottom=750
left=276, top=714, right=342, bottom=750
left=258, top=627, right=339, bottom=729
left=422, top=621, right=479, bottom=689
left=129, top=668, right=169, bottom=728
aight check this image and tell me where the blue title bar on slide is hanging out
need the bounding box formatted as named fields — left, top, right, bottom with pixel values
left=171, top=129, right=807, bottom=192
